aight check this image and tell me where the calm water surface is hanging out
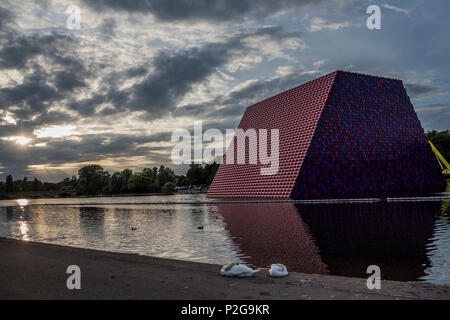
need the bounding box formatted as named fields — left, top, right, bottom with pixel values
left=0, top=193, right=449, bottom=285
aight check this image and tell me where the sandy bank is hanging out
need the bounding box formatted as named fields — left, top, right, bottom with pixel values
left=0, top=237, right=448, bottom=300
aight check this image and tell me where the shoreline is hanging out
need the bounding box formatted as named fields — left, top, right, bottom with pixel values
left=1, top=179, right=448, bottom=202
left=1, top=196, right=450, bottom=209
left=0, top=191, right=207, bottom=201
left=0, top=237, right=448, bottom=300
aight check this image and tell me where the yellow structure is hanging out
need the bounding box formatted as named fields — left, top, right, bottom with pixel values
left=428, top=140, right=450, bottom=176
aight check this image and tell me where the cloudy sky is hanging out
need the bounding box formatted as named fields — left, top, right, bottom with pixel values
left=0, top=0, right=449, bottom=181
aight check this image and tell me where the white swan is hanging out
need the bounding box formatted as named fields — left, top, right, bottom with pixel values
left=220, top=262, right=257, bottom=278
left=269, top=263, right=288, bottom=277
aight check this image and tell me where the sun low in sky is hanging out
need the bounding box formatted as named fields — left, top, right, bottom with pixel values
left=2, top=136, right=32, bottom=146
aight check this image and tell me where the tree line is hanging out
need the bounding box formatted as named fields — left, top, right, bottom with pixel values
left=0, top=163, right=219, bottom=196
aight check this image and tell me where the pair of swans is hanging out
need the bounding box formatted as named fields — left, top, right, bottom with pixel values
left=220, top=262, right=288, bottom=278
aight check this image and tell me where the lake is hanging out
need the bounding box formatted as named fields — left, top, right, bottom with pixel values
left=0, top=191, right=449, bottom=285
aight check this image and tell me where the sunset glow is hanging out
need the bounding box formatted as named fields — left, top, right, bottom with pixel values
left=2, top=113, right=17, bottom=125
left=2, top=136, right=32, bottom=145
left=16, top=199, right=29, bottom=206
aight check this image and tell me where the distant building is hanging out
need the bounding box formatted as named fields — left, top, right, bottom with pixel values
left=207, top=71, right=445, bottom=199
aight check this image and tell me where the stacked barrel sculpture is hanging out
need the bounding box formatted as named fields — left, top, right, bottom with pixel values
left=207, top=71, right=445, bottom=199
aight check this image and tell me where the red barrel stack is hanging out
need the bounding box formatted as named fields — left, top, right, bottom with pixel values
left=207, top=71, right=445, bottom=199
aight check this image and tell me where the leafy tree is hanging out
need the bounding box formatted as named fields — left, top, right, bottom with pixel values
left=141, top=167, right=156, bottom=180
left=427, top=130, right=450, bottom=162
left=0, top=181, right=5, bottom=193
left=186, top=164, right=205, bottom=185
left=156, top=166, right=176, bottom=188
left=59, top=176, right=77, bottom=191
left=32, top=178, right=41, bottom=192
left=185, top=162, right=219, bottom=185
left=13, top=180, right=22, bottom=192
left=109, top=169, right=133, bottom=194
left=42, top=182, right=59, bottom=191
left=109, top=172, right=123, bottom=194
left=22, top=177, right=28, bottom=192
left=77, top=165, right=109, bottom=195
left=128, top=172, right=157, bottom=193
left=162, top=181, right=176, bottom=194
left=142, top=168, right=160, bottom=192
left=120, top=169, right=133, bottom=193
left=5, top=175, right=13, bottom=193
left=203, top=162, right=219, bottom=184
left=176, top=175, right=190, bottom=186
left=127, top=166, right=175, bottom=193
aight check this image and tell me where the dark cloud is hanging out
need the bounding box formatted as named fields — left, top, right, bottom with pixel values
left=0, top=30, right=94, bottom=94
left=0, top=32, right=79, bottom=70
left=0, top=110, right=76, bottom=138
left=31, top=110, right=76, bottom=127
left=128, top=45, right=231, bottom=116
left=68, top=94, right=105, bottom=117
left=0, top=21, right=299, bottom=131
left=415, top=103, right=450, bottom=131
left=0, top=31, right=96, bottom=123
left=0, top=68, right=61, bottom=115
left=0, top=123, right=24, bottom=137
left=173, top=70, right=322, bottom=120
left=69, top=27, right=298, bottom=118
left=404, top=82, right=440, bottom=99
left=0, top=32, right=91, bottom=116
left=126, top=66, right=148, bottom=78
left=83, top=0, right=321, bottom=22
left=68, top=38, right=237, bottom=118
left=53, top=70, right=87, bottom=91
left=129, top=27, right=297, bottom=117
left=97, top=17, right=117, bottom=37
left=0, top=5, right=14, bottom=30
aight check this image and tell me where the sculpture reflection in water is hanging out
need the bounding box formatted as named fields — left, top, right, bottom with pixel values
left=214, top=203, right=328, bottom=275
left=215, top=201, right=442, bottom=281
